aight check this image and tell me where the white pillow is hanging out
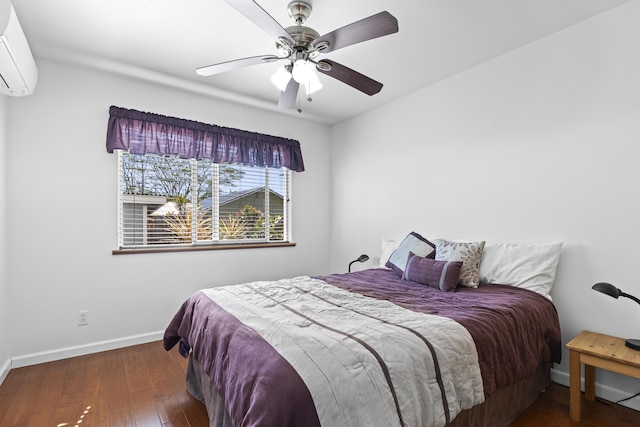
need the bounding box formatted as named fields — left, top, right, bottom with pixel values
left=379, top=238, right=400, bottom=269
left=479, top=242, right=563, bottom=298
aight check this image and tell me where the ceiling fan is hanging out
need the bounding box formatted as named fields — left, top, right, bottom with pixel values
left=196, top=0, right=399, bottom=112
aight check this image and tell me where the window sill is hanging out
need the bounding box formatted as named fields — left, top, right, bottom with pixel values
left=112, top=241, right=296, bottom=255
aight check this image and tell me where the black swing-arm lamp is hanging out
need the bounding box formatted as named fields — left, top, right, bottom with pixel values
left=348, top=254, right=369, bottom=272
left=592, top=282, right=640, bottom=350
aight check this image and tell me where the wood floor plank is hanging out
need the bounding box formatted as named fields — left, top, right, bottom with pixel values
left=151, top=368, right=191, bottom=425
left=27, top=357, right=69, bottom=425
left=124, top=342, right=152, bottom=393
left=129, top=387, right=163, bottom=426
left=103, top=348, right=137, bottom=426
left=0, top=364, right=26, bottom=395
left=1, top=341, right=638, bottom=427
left=81, top=351, right=109, bottom=426
left=0, top=362, right=49, bottom=427
left=180, top=397, right=211, bottom=427
left=53, top=355, right=90, bottom=426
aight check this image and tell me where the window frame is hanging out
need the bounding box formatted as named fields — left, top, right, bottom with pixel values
left=114, top=151, right=295, bottom=255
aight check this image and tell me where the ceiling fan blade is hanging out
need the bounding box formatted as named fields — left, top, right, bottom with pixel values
left=225, top=0, right=295, bottom=45
left=196, top=55, right=280, bottom=76
left=278, top=78, right=300, bottom=109
left=313, top=11, right=398, bottom=54
left=316, top=60, right=383, bottom=96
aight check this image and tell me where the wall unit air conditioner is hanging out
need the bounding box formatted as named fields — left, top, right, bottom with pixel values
left=0, top=1, right=37, bottom=96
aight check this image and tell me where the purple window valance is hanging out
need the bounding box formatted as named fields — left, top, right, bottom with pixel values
left=106, top=106, right=305, bottom=172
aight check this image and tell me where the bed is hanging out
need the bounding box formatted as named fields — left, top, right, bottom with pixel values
left=164, top=257, right=562, bottom=427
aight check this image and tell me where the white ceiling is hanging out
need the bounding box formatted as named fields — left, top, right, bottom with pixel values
left=11, top=0, right=630, bottom=125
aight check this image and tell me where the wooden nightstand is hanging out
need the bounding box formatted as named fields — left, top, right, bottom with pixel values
left=566, top=330, right=640, bottom=422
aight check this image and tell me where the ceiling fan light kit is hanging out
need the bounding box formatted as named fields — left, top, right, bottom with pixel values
left=270, top=65, right=292, bottom=91
left=197, top=0, right=398, bottom=112
left=291, top=52, right=313, bottom=82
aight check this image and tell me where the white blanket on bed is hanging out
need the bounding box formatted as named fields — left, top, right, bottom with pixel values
left=202, top=276, right=485, bottom=427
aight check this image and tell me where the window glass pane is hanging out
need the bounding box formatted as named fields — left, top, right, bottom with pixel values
left=195, top=159, right=213, bottom=243
left=121, top=154, right=194, bottom=245
left=219, top=165, right=266, bottom=241
left=268, top=167, right=288, bottom=242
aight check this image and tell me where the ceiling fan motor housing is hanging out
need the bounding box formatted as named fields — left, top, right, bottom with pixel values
left=285, top=25, right=319, bottom=50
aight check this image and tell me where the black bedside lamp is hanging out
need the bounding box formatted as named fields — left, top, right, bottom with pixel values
left=348, top=254, right=369, bottom=272
left=592, top=282, right=640, bottom=350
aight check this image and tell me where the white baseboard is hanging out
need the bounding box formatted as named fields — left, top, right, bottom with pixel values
left=0, top=357, right=11, bottom=386
left=10, top=331, right=164, bottom=369
left=551, top=367, right=640, bottom=412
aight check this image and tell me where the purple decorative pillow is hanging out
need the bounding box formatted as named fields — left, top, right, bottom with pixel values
left=385, top=232, right=436, bottom=276
left=402, top=251, right=463, bottom=292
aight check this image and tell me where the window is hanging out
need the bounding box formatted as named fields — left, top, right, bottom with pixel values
left=118, top=151, right=291, bottom=249
left=106, top=106, right=303, bottom=252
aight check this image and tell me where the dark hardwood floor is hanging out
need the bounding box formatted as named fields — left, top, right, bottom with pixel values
left=0, top=341, right=209, bottom=427
left=510, top=381, right=639, bottom=427
left=0, top=341, right=638, bottom=426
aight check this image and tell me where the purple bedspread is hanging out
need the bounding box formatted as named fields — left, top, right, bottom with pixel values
left=163, top=269, right=561, bottom=426
left=320, top=269, right=562, bottom=396
left=163, top=291, right=321, bottom=427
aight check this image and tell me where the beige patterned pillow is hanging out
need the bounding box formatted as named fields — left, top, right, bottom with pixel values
left=434, top=239, right=486, bottom=288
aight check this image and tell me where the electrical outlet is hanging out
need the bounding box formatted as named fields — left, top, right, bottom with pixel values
left=77, top=310, right=89, bottom=326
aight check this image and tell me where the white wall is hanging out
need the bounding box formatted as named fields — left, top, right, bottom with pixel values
left=331, top=1, right=640, bottom=409
left=5, top=58, right=332, bottom=365
left=0, top=93, right=10, bottom=382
